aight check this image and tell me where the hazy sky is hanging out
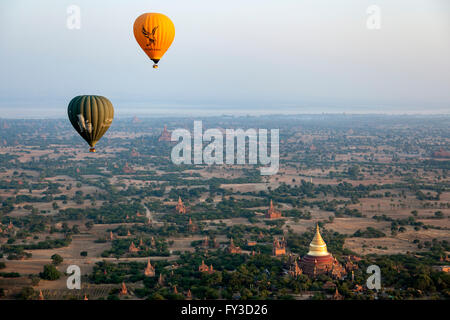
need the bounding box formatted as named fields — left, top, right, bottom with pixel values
left=0, top=0, right=449, bottom=117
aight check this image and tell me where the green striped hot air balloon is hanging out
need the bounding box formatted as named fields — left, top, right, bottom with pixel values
left=67, top=95, right=114, bottom=152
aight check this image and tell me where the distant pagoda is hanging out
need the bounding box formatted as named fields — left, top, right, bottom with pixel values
left=228, top=238, right=242, bottom=254
left=144, top=259, right=155, bottom=277
left=188, top=217, right=197, bottom=232
left=176, top=197, right=187, bottom=214
left=120, top=282, right=128, bottom=295
left=128, top=242, right=139, bottom=253
left=158, top=273, right=164, bottom=286
left=158, top=125, right=172, bottom=142
left=272, top=237, right=286, bottom=256
left=266, top=200, right=282, bottom=219
left=288, top=259, right=303, bottom=278
left=299, top=224, right=346, bottom=279
left=198, top=260, right=214, bottom=274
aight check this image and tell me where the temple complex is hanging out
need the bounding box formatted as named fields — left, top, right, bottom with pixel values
left=128, top=242, right=139, bottom=253
left=198, top=260, right=214, bottom=274
left=176, top=197, right=187, bottom=214
left=288, top=259, right=302, bottom=277
left=266, top=200, right=282, bottom=219
left=144, top=258, right=155, bottom=277
left=228, top=238, right=242, bottom=254
left=299, top=224, right=346, bottom=279
left=158, top=125, right=172, bottom=142
left=273, top=237, right=286, bottom=256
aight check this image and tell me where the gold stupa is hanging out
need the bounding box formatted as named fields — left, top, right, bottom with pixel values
left=307, top=224, right=329, bottom=256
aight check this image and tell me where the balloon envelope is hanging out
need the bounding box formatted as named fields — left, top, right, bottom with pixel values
left=133, top=13, right=175, bottom=68
left=67, top=95, right=114, bottom=152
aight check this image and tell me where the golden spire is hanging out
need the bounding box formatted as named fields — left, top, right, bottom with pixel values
left=307, top=224, right=329, bottom=256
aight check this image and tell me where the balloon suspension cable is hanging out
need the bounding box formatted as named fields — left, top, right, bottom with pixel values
left=89, top=147, right=96, bottom=153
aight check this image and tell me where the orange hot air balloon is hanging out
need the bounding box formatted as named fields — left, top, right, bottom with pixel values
left=133, top=13, right=175, bottom=69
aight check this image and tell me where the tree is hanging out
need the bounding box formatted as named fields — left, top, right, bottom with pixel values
left=80, top=251, right=88, bottom=257
left=29, top=275, right=40, bottom=286
left=18, top=287, right=35, bottom=300
left=85, top=221, right=94, bottom=230
left=40, top=264, right=61, bottom=280
left=51, top=253, right=63, bottom=266
left=347, top=165, right=360, bottom=178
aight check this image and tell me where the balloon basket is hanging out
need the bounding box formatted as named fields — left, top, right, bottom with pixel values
left=153, top=64, right=159, bottom=69
left=89, top=148, right=96, bottom=153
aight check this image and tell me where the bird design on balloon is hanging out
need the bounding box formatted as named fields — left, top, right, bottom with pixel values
left=142, top=25, right=158, bottom=46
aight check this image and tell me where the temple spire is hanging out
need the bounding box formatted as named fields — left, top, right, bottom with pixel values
left=307, top=224, right=328, bottom=256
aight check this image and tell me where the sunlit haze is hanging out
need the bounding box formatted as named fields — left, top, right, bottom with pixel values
left=0, top=0, right=449, bottom=117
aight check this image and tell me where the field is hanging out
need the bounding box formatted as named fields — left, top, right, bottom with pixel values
left=0, top=115, right=449, bottom=300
